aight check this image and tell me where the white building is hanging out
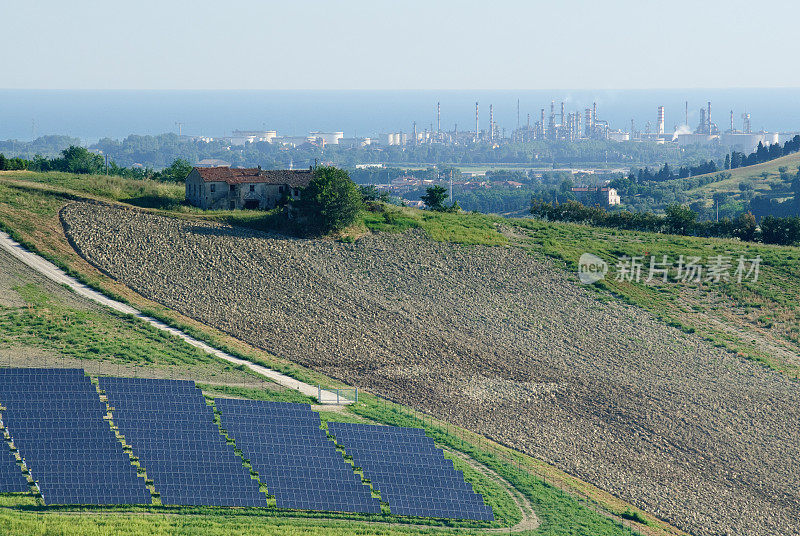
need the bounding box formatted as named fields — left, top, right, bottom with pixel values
left=229, top=130, right=277, bottom=146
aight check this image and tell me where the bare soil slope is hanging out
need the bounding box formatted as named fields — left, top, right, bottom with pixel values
left=62, top=202, right=800, bottom=536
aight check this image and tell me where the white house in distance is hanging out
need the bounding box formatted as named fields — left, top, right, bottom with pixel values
left=571, top=186, right=622, bottom=207
left=185, top=166, right=313, bottom=210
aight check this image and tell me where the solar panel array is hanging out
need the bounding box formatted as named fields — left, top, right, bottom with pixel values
left=0, top=368, right=151, bottom=504
left=328, top=422, right=493, bottom=521
left=216, top=399, right=380, bottom=513
left=0, top=432, right=28, bottom=493
left=99, top=377, right=265, bottom=507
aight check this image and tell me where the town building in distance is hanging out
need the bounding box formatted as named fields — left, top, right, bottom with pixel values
left=570, top=186, right=622, bottom=207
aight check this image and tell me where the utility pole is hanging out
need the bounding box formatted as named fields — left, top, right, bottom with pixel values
left=175, top=122, right=184, bottom=136
left=105, top=154, right=109, bottom=175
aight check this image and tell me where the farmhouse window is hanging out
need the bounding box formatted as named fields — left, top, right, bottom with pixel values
left=250, top=185, right=255, bottom=192
left=210, top=184, right=216, bottom=193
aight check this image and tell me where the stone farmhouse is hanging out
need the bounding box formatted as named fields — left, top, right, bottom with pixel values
left=185, top=167, right=313, bottom=210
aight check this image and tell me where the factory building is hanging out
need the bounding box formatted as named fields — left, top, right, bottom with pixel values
left=229, top=130, right=277, bottom=145
left=309, top=132, right=344, bottom=145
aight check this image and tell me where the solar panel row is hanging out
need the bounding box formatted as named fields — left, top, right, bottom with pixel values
left=0, top=434, right=29, bottom=493
left=100, top=377, right=265, bottom=507
left=0, top=368, right=151, bottom=505
left=328, top=422, right=493, bottom=521
left=216, top=398, right=380, bottom=514
left=1, top=369, right=493, bottom=520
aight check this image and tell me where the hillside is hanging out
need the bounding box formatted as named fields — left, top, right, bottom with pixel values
left=3, top=171, right=800, bottom=536
left=59, top=200, right=800, bottom=536
left=0, top=173, right=695, bottom=536
left=680, top=150, right=800, bottom=206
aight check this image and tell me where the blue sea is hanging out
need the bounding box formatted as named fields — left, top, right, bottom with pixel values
left=1, top=89, right=800, bottom=142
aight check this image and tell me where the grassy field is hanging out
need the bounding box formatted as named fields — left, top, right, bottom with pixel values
left=0, top=171, right=679, bottom=535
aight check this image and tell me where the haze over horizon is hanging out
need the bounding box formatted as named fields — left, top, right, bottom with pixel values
left=3, top=0, right=800, bottom=91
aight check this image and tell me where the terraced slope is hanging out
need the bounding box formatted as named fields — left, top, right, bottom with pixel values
left=62, top=201, right=800, bottom=536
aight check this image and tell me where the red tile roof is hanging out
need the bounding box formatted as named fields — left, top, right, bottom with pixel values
left=193, top=167, right=313, bottom=187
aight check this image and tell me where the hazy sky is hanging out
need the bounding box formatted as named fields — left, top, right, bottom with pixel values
left=3, top=0, right=798, bottom=90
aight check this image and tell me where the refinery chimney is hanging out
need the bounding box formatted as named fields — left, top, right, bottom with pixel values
left=489, top=104, right=494, bottom=142
left=475, top=101, right=479, bottom=141
left=437, top=102, right=441, bottom=135
left=707, top=101, right=712, bottom=133
left=657, top=106, right=665, bottom=135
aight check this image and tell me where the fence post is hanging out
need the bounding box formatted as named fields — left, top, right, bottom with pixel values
left=355, top=387, right=358, bottom=403
left=317, top=385, right=321, bottom=403
left=336, top=389, right=340, bottom=405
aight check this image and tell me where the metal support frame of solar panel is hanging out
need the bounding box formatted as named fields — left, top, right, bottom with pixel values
left=100, top=377, right=264, bottom=507
left=0, top=368, right=151, bottom=505
left=328, top=422, right=493, bottom=521
left=216, top=399, right=380, bottom=514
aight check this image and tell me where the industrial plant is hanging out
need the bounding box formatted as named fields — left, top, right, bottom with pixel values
left=191, top=99, right=791, bottom=156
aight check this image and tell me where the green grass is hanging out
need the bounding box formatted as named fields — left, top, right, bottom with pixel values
left=0, top=170, right=185, bottom=208
left=199, top=383, right=315, bottom=405
left=0, top=283, right=270, bottom=387
left=360, top=206, right=508, bottom=246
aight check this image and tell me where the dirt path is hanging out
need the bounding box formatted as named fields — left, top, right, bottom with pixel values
left=0, top=230, right=346, bottom=404
left=446, top=449, right=540, bottom=533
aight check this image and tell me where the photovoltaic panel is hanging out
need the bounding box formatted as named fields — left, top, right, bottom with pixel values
left=215, top=399, right=380, bottom=514
left=0, top=368, right=151, bottom=505
left=0, top=432, right=28, bottom=493
left=99, top=377, right=265, bottom=507
left=328, top=422, right=493, bottom=521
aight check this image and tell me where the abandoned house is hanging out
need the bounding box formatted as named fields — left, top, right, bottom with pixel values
left=184, top=166, right=313, bottom=210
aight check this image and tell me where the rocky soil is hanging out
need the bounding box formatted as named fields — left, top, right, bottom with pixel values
left=62, top=202, right=800, bottom=536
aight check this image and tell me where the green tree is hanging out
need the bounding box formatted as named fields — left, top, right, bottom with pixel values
left=58, top=146, right=104, bottom=174
left=294, top=166, right=363, bottom=235
left=155, top=159, right=192, bottom=182
left=664, top=204, right=697, bottom=235
left=732, top=212, right=757, bottom=241
left=421, top=185, right=449, bottom=211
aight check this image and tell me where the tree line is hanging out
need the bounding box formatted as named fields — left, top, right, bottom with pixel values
left=530, top=199, right=800, bottom=246
left=0, top=146, right=193, bottom=182
left=622, top=135, right=800, bottom=184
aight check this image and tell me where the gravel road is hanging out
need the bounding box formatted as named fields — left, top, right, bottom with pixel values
left=62, top=202, right=800, bottom=536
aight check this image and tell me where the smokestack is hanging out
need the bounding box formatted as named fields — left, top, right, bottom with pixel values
left=730, top=110, right=734, bottom=133
left=657, top=106, right=665, bottom=135
left=707, top=101, right=712, bottom=132
left=489, top=104, right=494, bottom=142
left=475, top=101, right=479, bottom=141
left=685, top=101, right=688, bottom=126
left=592, top=102, right=597, bottom=122
left=437, top=102, right=440, bottom=134
left=517, top=98, right=520, bottom=129
left=560, top=101, right=565, bottom=127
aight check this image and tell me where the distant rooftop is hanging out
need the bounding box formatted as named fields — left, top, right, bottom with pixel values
left=193, top=167, right=313, bottom=187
